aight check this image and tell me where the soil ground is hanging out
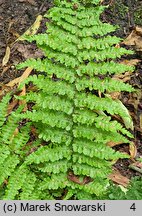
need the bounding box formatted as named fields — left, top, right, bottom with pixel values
left=0, top=0, right=142, bottom=182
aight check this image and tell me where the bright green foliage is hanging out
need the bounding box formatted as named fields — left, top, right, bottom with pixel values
left=0, top=95, right=42, bottom=199
left=99, top=177, right=142, bottom=200
left=0, top=0, right=135, bottom=199
left=73, top=177, right=142, bottom=200
left=0, top=94, right=11, bottom=127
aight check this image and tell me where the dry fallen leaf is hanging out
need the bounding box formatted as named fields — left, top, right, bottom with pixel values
left=109, top=169, right=130, bottom=187
left=2, top=46, right=11, bottom=66
left=128, top=90, right=141, bottom=111
left=120, top=59, right=141, bottom=67
left=0, top=84, right=13, bottom=100
left=68, top=172, right=83, bottom=184
left=129, top=142, right=137, bottom=159
left=6, top=67, right=33, bottom=87
left=7, top=99, right=18, bottom=115
left=112, top=59, right=140, bottom=83
left=18, top=0, right=36, bottom=5
left=123, top=26, right=142, bottom=51
left=109, top=92, right=120, bottom=100
left=115, top=44, right=120, bottom=48
left=16, top=15, right=42, bottom=41
left=1, top=65, right=11, bottom=76
left=107, top=140, right=124, bottom=147
left=67, top=172, right=92, bottom=185
left=9, top=29, right=20, bottom=38
left=16, top=44, right=43, bottom=59
left=112, top=71, right=131, bottom=82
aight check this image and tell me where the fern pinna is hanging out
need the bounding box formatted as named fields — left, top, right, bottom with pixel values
left=1, top=0, right=135, bottom=199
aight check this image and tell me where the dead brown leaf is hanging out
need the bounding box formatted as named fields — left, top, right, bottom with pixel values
left=109, top=169, right=130, bottom=187
left=27, top=147, right=38, bottom=155
left=112, top=59, right=139, bottom=83
left=115, top=44, right=120, bottom=48
left=1, top=65, right=11, bottom=76
left=31, top=127, right=38, bottom=137
left=6, top=67, right=33, bottom=87
left=4, top=179, right=8, bottom=185
left=16, top=44, right=43, bottom=59
left=107, top=140, right=125, bottom=147
left=128, top=90, right=141, bottom=111
left=0, top=84, right=13, bottom=99
left=98, top=90, right=102, bottom=98
left=7, top=99, right=18, bottom=115
left=67, top=172, right=92, bottom=185
left=9, top=29, right=20, bottom=38
left=16, top=15, right=42, bottom=41
left=129, top=142, right=137, bottom=159
left=109, top=92, right=120, bottom=100
left=123, top=26, right=142, bottom=51
left=2, top=46, right=11, bottom=66
left=120, top=59, right=141, bottom=67
left=112, top=71, right=131, bottom=82
left=18, top=0, right=36, bottom=5
left=68, top=172, right=83, bottom=184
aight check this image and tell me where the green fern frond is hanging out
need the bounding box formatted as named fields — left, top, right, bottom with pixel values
left=4, top=0, right=135, bottom=199
left=95, top=116, right=133, bottom=138
left=73, top=153, right=111, bottom=168
left=17, top=92, right=74, bottom=115
left=25, top=145, right=71, bottom=165
left=73, top=139, right=129, bottom=160
left=21, top=109, right=72, bottom=131
left=0, top=155, right=19, bottom=185
left=39, top=173, right=68, bottom=190
left=78, top=36, right=122, bottom=50
left=69, top=178, right=109, bottom=196
left=72, top=163, right=111, bottom=179
left=21, top=75, right=75, bottom=99
left=77, top=47, right=133, bottom=62
left=37, top=125, right=72, bottom=144
left=0, top=94, right=11, bottom=127
left=77, top=61, right=134, bottom=76
left=0, top=145, right=10, bottom=166
left=38, top=160, right=72, bottom=174
left=75, top=93, right=133, bottom=130
left=10, top=123, right=31, bottom=155
left=17, top=58, right=76, bottom=83
left=19, top=171, right=37, bottom=200
left=0, top=107, right=22, bottom=144
left=76, top=77, right=134, bottom=93
left=74, top=190, right=94, bottom=200
left=3, top=165, right=32, bottom=200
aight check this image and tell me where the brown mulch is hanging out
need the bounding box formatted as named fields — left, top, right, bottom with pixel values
left=0, top=0, right=52, bottom=83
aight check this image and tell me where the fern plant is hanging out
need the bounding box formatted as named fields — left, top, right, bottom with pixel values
left=0, top=95, right=53, bottom=200
left=0, top=0, right=135, bottom=199
left=75, top=176, right=142, bottom=200
left=99, top=177, right=142, bottom=200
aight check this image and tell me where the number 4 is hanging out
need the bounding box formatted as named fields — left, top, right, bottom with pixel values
left=130, top=203, right=136, bottom=211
